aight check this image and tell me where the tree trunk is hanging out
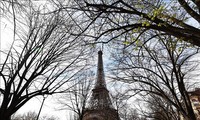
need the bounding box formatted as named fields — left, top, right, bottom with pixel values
left=0, top=112, right=11, bottom=120
left=188, top=111, right=197, bottom=120
left=182, top=112, right=196, bottom=120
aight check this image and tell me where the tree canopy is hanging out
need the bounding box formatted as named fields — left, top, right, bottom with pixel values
left=1, top=0, right=200, bottom=119
left=61, top=0, right=200, bottom=46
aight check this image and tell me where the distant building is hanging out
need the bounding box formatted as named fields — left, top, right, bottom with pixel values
left=83, top=51, right=119, bottom=120
left=188, top=88, right=200, bottom=120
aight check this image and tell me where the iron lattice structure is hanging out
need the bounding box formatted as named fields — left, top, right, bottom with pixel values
left=83, top=51, right=119, bottom=120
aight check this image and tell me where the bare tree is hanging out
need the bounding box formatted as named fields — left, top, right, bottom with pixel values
left=117, top=103, right=141, bottom=120
left=58, top=70, right=95, bottom=120
left=11, top=111, right=59, bottom=120
left=12, top=111, right=38, bottom=120
left=111, top=86, right=144, bottom=120
left=109, top=35, right=200, bottom=120
left=0, top=1, right=91, bottom=119
left=70, top=0, right=200, bottom=47
left=138, top=93, right=179, bottom=120
left=47, top=0, right=200, bottom=47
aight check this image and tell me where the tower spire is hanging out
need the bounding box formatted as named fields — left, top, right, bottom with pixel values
left=83, top=51, right=119, bottom=120
left=95, top=50, right=106, bottom=88
left=88, top=50, right=112, bottom=109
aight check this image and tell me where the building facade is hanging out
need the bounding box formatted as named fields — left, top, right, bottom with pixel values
left=189, top=88, right=200, bottom=120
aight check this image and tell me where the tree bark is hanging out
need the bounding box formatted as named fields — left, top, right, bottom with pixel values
left=0, top=111, right=11, bottom=120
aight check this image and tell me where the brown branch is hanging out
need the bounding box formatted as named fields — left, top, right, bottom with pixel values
left=178, top=0, right=200, bottom=23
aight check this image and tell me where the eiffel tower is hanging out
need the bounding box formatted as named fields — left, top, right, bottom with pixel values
left=83, top=51, right=119, bottom=120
